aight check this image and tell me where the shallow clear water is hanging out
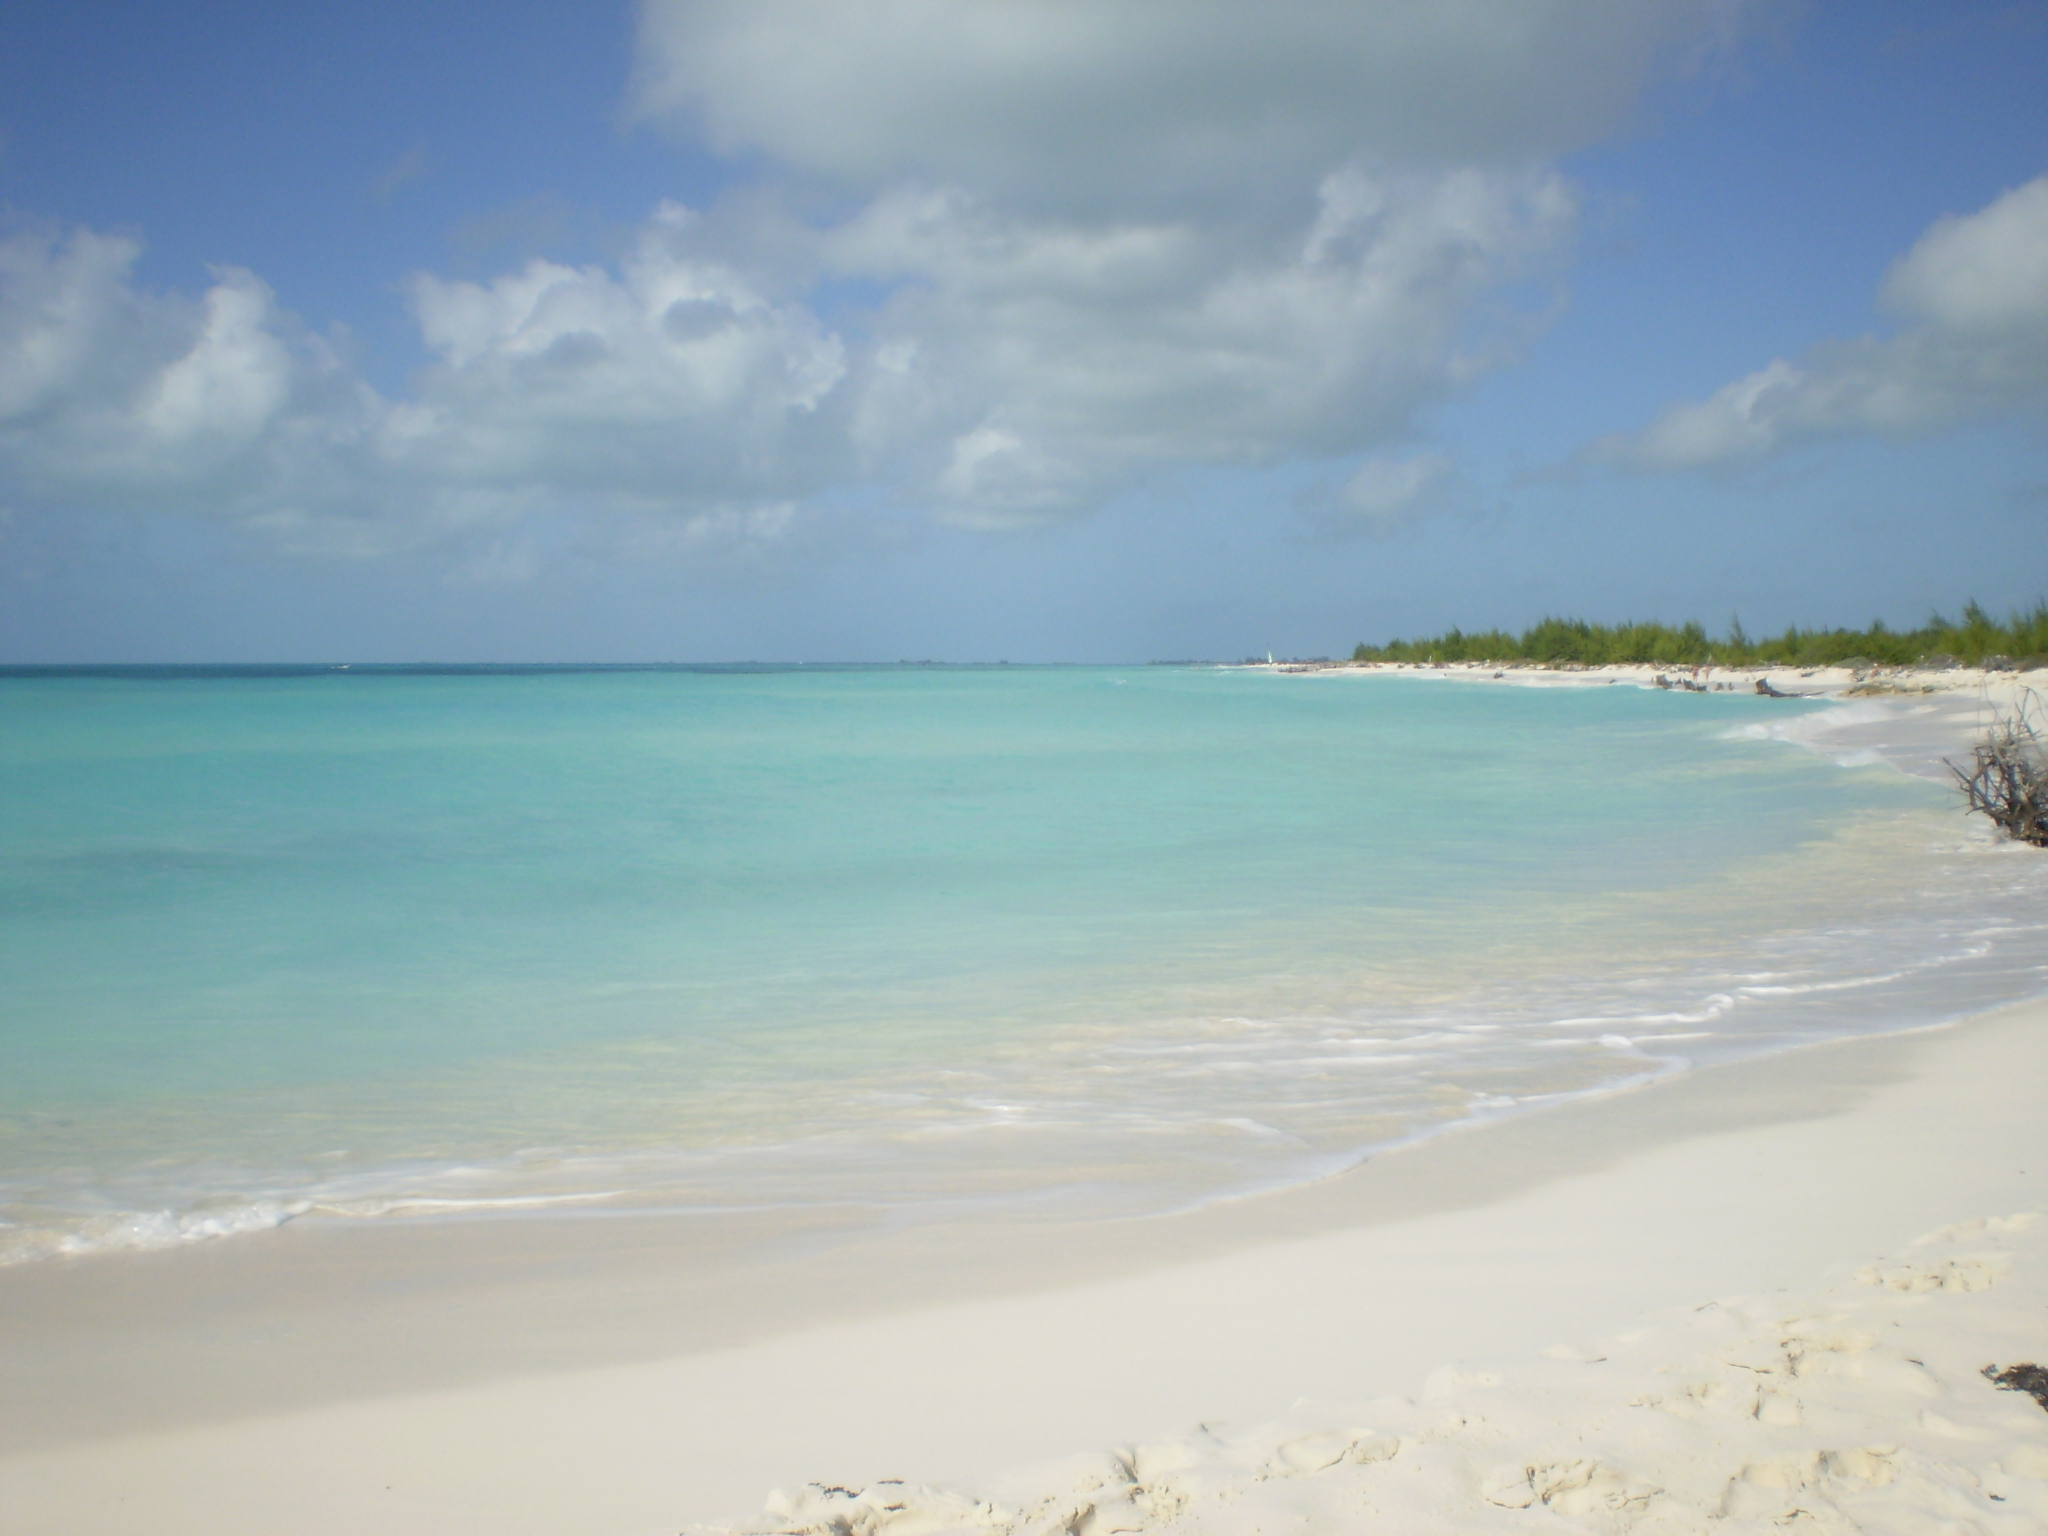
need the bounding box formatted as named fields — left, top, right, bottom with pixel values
left=2, top=665, right=2043, bottom=1262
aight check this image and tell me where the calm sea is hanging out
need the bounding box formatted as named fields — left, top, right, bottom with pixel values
left=3, top=665, right=2043, bottom=1263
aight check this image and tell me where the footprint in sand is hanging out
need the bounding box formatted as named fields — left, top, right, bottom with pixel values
left=1858, top=1254, right=2013, bottom=1292
left=1265, top=1428, right=1399, bottom=1475
left=1481, top=1456, right=1661, bottom=1515
left=1721, top=1446, right=1898, bottom=1521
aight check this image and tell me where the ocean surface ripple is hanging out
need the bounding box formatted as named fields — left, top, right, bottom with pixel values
left=3, top=666, right=2042, bottom=1264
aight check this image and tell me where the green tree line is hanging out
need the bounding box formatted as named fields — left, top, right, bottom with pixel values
left=1351, top=601, right=2048, bottom=669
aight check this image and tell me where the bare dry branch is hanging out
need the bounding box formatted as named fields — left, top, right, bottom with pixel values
left=1947, top=693, right=2048, bottom=847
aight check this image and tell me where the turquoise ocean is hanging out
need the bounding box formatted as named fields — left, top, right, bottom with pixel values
left=3, top=665, right=2044, bottom=1265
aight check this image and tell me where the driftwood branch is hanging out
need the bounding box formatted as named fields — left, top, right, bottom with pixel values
left=1947, top=694, right=2048, bottom=847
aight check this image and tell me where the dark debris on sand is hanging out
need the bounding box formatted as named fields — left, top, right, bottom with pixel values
left=1984, top=1363, right=2048, bottom=1410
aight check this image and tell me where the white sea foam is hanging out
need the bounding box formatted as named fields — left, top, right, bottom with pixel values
left=35, top=1199, right=314, bottom=1261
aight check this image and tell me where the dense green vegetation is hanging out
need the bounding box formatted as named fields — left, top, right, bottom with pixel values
left=1351, top=601, right=2048, bottom=669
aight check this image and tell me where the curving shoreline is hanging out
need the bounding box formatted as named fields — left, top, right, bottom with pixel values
left=1288, top=656, right=2048, bottom=791
left=2, top=677, right=2044, bottom=1534
left=1273, top=655, right=2046, bottom=720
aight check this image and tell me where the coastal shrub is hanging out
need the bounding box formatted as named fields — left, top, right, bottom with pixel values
left=1352, top=600, right=2048, bottom=670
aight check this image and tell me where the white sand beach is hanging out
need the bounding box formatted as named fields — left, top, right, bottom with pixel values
left=2, top=680, right=2044, bottom=1535
left=1301, top=660, right=2048, bottom=750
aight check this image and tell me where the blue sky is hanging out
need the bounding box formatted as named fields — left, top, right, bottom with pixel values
left=1, top=0, right=2043, bottom=661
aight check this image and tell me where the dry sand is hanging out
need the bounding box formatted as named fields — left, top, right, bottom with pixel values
left=2, top=678, right=2043, bottom=1535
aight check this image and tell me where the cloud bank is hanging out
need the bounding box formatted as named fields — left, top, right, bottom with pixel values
left=831, top=166, right=1574, bottom=523
left=630, top=0, right=1748, bottom=214
left=0, top=214, right=852, bottom=556
left=1596, top=174, right=2048, bottom=470
left=1, top=1, right=1764, bottom=556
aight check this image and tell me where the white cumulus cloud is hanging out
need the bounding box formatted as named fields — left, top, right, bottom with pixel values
left=0, top=212, right=850, bottom=553
left=0, top=224, right=380, bottom=519
left=392, top=203, right=850, bottom=505
left=1595, top=174, right=2048, bottom=470
left=834, top=167, right=1574, bottom=521
left=0, top=178, right=1576, bottom=539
